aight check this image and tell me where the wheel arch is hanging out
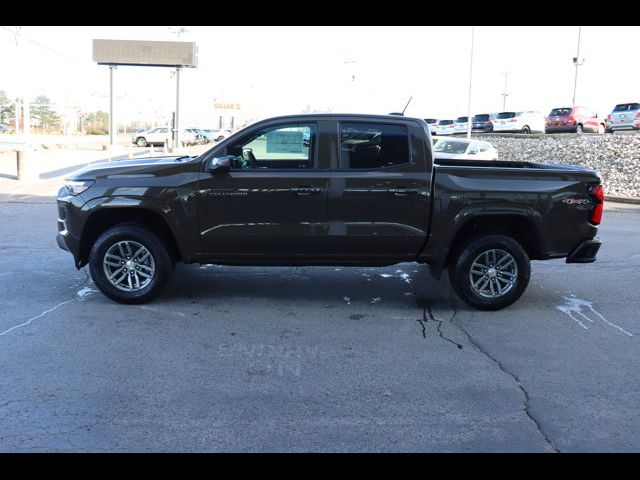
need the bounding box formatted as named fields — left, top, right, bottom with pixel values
left=443, top=213, right=543, bottom=272
left=78, top=207, right=181, bottom=267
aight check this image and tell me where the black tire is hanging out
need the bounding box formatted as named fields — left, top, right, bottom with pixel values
left=576, top=124, right=584, bottom=134
left=448, top=234, right=530, bottom=311
left=521, top=126, right=531, bottom=134
left=136, top=137, right=147, bottom=147
left=89, top=224, right=174, bottom=304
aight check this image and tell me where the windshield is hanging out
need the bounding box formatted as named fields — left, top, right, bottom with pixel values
left=434, top=140, right=468, bottom=154
left=497, top=112, right=516, bottom=119
left=438, top=120, right=453, bottom=125
left=473, top=114, right=490, bottom=121
left=549, top=108, right=572, bottom=116
left=456, top=117, right=468, bottom=123
left=424, top=118, right=437, bottom=124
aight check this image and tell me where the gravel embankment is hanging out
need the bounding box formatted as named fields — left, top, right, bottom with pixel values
left=476, top=134, right=640, bottom=199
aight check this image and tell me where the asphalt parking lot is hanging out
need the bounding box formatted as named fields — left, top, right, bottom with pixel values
left=0, top=191, right=638, bottom=452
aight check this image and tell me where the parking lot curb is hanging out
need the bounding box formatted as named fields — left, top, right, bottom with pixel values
left=605, top=195, right=640, bottom=205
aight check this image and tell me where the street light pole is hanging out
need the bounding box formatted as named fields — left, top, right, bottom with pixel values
left=501, top=72, right=509, bottom=111
left=572, top=26, right=584, bottom=107
left=466, top=26, right=475, bottom=139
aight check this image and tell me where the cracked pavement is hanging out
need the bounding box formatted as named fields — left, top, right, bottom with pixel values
left=0, top=194, right=639, bottom=452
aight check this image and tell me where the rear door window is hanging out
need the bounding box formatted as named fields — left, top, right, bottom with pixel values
left=340, top=122, right=410, bottom=169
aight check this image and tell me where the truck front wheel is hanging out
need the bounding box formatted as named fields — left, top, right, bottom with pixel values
left=89, top=224, right=174, bottom=304
left=448, top=234, right=530, bottom=310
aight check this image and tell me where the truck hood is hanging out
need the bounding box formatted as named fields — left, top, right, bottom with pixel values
left=66, top=156, right=196, bottom=181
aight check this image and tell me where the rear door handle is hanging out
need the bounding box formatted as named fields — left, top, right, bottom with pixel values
left=392, top=187, right=418, bottom=196
left=293, top=186, right=322, bottom=196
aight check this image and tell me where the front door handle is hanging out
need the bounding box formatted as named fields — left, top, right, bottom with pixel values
left=392, top=187, right=418, bottom=196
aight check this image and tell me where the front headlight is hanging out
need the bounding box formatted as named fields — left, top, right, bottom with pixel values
left=61, top=180, right=95, bottom=196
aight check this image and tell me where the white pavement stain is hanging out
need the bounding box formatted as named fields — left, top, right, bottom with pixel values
left=342, top=296, right=351, bottom=305
left=556, top=295, right=633, bottom=337
left=140, top=305, right=188, bottom=317
left=76, top=287, right=95, bottom=298
left=370, top=297, right=381, bottom=304
left=0, top=288, right=96, bottom=337
left=379, top=271, right=412, bottom=283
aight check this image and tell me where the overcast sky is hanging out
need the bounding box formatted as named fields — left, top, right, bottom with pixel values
left=1, top=25, right=638, bottom=122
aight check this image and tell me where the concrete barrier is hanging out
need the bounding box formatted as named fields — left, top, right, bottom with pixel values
left=16, top=150, right=38, bottom=181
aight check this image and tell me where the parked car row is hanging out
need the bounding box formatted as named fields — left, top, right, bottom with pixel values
left=425, top=101, right=640, bottom=137
left=429, top=111, right=547, bottom=136
left=131, top=127, right=233, bottom=147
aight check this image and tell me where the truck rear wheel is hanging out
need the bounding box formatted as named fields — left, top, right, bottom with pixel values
left=448, top=234, right=530, bottom=310
left=89, top=224, right=174, bottom=304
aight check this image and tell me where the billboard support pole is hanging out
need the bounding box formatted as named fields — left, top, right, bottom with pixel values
left=175, top=67, right=180, bottom=149
left=109, top=65, right=115, bottom=147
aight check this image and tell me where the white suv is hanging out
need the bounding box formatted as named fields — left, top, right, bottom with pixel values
left=492, top=111, right=545, bottom=134
left=132, top=127, right=172, bottom=147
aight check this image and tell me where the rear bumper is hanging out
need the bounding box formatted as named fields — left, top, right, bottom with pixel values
left=546, top=125, right=576, bottom=133
left=566, top=238, right=601, bottom=263
left=610, top=124, right=640, bottom=131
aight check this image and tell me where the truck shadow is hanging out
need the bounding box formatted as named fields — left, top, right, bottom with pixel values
left=161, top=263, right=457, bottom=311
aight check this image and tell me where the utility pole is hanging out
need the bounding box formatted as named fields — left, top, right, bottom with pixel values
left=23, top=95, right=30, bottom=139
left=466, top=26, right=475, bottom=139
left=14, top=26, right=30, bottom=141
left=572, top=26, right=584, bottom=107
left=501, top=72, right=509, bottom=111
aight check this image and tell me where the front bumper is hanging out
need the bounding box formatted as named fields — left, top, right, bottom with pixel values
left=566, top=238, right=601, bottom=263
left=57, top=199, right=82, bottom=267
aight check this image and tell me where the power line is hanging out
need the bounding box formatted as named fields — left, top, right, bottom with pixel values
left=0, top=25, right=89, bottom=67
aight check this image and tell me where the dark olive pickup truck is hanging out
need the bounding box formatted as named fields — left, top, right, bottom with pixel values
left=56, top=114, right=603, bottom=310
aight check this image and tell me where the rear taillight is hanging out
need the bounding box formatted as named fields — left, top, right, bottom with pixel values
left=607, top=114, right=611, bottom=121
left=590, top=184, right=604, bottom=225
left=568, top=114, right=576, bottom=125
left=635, top=111, right=640, bottom=119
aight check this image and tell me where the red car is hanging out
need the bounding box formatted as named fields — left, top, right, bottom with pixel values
left=545, top=106, right=606, bottom=134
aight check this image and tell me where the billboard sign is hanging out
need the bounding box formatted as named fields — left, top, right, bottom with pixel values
left=92, top=39, right=197, bottom=68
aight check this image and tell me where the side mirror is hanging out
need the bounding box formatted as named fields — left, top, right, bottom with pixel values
left=208, top=156, right=232, bottom=174
left=242, top=147, right=253, bottom=161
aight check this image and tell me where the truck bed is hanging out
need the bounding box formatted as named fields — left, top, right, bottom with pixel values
left=434, top=158, right=592, bottom=171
